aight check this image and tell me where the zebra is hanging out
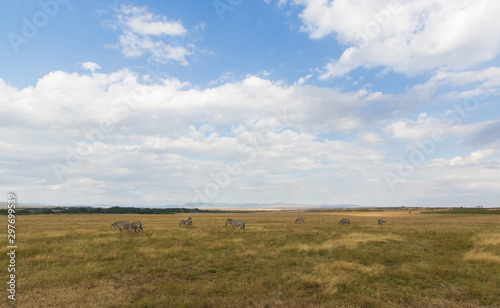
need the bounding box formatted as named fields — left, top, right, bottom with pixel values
left=110, top=221, right=133, bottom=235
left=225, top=219, right=245, bottom=230
left=339, top=218, right=350, bottom=225
left=179, top=217, right=192, bottom=228
left=295, top=217, right=305, bottom=223
left=378, top=219, right=386, bottom=225
left=131, top=221, right=143, bottom=233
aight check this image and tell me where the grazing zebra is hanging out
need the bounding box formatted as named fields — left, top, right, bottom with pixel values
left=295, top=217, right=305, bottom=223
left=378, top=219, right=386, bottom=225
left=185, top=217, right=193, bottom=228
left=179, top=217, right=192, bottom=228
left=110, top=221, right=133, bottom=235
left=225, top=219, right=245, bottom=230
left=131, top=221, right=143, bottom=233
left=339, top=218, right=350, bottom=225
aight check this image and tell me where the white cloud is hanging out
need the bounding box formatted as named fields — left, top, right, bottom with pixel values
left=117, top=31, right=191, bottom=65
left=292, top=0, right=500, bottom=77
left=108, top=5, right=192, bottom=65
left=429, top=67, right=500, bottom=99
left=447, top=150, right=496, bottom=167
left=431, top=67, right=500, bottom=87
left=80, top=62, right=101, bottom=73
left=118, top=5, right=187, bottom=36
left=295, top=74, right=313, bottom=85
left=0, top=69, right=389, bottom=205
left=2, top=68, right=500, bottom=206
left=385, top=113, right=448, bottom=141
left=360, top=132, right=385, bottom=144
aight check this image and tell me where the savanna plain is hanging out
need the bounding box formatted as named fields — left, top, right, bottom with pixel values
left=2, top=209, right=500, bottom=307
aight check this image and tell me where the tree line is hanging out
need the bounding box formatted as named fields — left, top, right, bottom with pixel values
left=422, top=208, right=500, bottom=215
left=0, top=206, right=241, bottom=215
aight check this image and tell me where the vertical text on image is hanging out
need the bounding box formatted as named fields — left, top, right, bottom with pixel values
left=6, top=192, right=17, bottom=301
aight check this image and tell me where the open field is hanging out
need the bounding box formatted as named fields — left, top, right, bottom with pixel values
left=2, top=210, right=500, bottom=307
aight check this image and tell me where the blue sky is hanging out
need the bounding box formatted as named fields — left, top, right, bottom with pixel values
left=1, top=0, right=500, bottom=207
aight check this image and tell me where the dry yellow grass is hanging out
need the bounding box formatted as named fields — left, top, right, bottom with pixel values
left=301, top=261, right=386, bottom=296
left=464, top=232, right=500, bottom=263
left=464, top=251, right=500, bottom=263
left=476, top=233, right=500, bottom=246
left=1, top=209, right=499, bottom=307
left=287, top=232, right=404, bottom=252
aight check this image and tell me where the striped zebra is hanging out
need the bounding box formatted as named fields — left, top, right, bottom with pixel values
left=225, top=219, right=245, bottom=230
left=131, top=221, right=143, bottom=233
left=110, top=221, right=133, bottom=235
left=185, top=217, right=193, bottom=228
left=378, top=219, right=386, bottom=225
left=295, top=217, right=305, bottom=223
left=339, top=218, right=350, bottom=225
left=179, top=217, right=192, bottom=228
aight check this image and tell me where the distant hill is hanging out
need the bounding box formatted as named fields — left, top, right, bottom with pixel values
left=316, top=204, right=363, bottom=208
left=0, top=202, right=52, bottom=208
left=0, top=201, right=367, bottom=211
left=184, top=202, right=365, bottom=210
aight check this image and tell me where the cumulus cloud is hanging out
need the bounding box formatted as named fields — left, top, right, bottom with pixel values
left=385, top=113, right=448, bottom=141
left=291, top=0, right=500, bottom=77
left=384, top=112, right=500, bottom=151
left=2, top=67, right=500, bottom=206
left=0, top=69, right=393, bottom=205
left=429, top=67, right=500, bottom=99
left=80, top=62, right=101, bottom=72
left=118, top=5, right=187, bottom=36
left=108, top=5, right=192, bottom=65
left=359, top=132, right=385, bottom=144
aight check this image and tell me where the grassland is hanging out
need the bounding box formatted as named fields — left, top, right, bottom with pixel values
left=2, top=210, right=500, bottom=307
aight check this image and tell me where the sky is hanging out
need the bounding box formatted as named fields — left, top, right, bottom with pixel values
left=1, top=0, right=500, bottom=207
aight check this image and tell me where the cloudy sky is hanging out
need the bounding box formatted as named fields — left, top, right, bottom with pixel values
left=1, top=0, right=500, bottom=207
